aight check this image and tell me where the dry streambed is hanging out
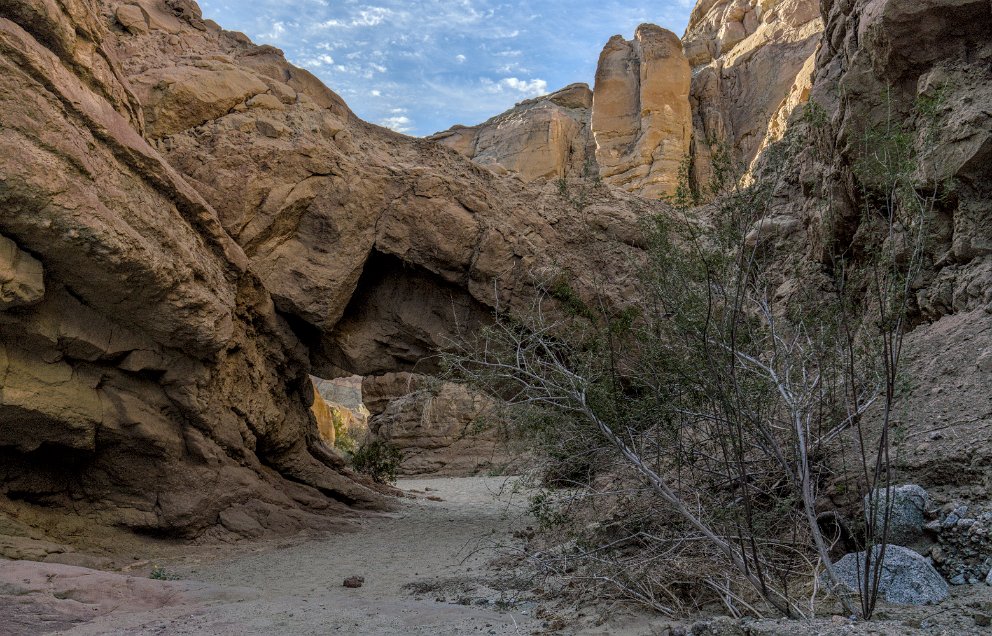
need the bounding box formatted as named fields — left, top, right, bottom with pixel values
left=0, top=477, right=544, bottom=635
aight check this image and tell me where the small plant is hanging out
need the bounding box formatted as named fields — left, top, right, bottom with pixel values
left=149, top=564, right=177, bottom=580
left=351, top=439, right=404, bottom=484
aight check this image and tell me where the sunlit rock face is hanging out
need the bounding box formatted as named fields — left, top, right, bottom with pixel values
left=683, top=0, right=823, bottom=184
left=430, top=84, right=595, bottom=183
left=591, top=24, right=692, bottom=199
left=433, top=26, right=693, bottom=199
left=433, top=3, right=822, bottom=198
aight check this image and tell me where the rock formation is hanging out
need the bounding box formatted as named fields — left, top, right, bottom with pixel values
left=362, top=373, right=517, bottom=476
left=591, top=24, right=692, bottom=199
left=1, top=0, right=990, bottom=563
left=434, top=5, right=821, bottom=197
left=748, top=0, right=992, bottom=508
left=310, top=383, right=336, bottom=446
left=0, top=0, right=656, bottom=543
left=684, top=0, right=823, bottom=185
left=433, top=26, right=692, bottom=199
left=429, top=83, right=594, bottom=182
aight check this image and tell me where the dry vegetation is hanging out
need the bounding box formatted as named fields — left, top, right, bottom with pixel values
left=444, top=94, right=948, bottom=620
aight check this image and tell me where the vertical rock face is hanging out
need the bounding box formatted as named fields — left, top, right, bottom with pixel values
left=684, top=0, right=823, bottom=184
left=433, top=5, right=822, bottom=198
left=797, top=0, right=992, bottom=313
left=592, top=24, right=692, bottom=199
left=362, top=373, right=515, bottom=477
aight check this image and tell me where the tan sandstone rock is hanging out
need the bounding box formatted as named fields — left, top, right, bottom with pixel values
left=430, top=84, right=594, bottom=182
left=592, top=24, right=692, bottom=199
left=363, top=373, right=515, bottom=477
left=0, top=234, right=45, bottom=309
left=0, top=0, right=657, bottom=544
left=684, top=0, right=823, bottom=185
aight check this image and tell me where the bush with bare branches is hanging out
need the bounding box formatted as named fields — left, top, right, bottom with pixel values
left=444, top=93, right=946, bottom=620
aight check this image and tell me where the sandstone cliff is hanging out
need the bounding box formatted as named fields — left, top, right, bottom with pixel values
left=362, top=373, right=518, bottom=477
left=433, top=25, right=692, bottom=198
left=0, top=0, right=658, bottom=544
left=685, top=0, right=823, bottom=185
left=428, top=83, right=594, bottom=182
left=1, top=0, right=990, bottom=560
left=433, top=2, right=822, bottom=198
left=748, top=0, right=992, bottom=497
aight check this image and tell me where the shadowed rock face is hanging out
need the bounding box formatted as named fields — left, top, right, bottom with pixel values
left=0, top=0, right=658, bottom=540
left=684, top=0, right=823, bottom=184
left=1, top=0, right=989, bottom=547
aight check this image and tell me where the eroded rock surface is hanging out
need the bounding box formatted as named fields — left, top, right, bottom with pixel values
left=434, top=4, right=820, bottom=197
left=684, top=0, right=823, bottom=184
left=363, top=373, right=516, bottom=477
left=0, top=0, right=657, bottom=543
left=591, top=24, right=692, bottom=199
left=430, top=84, right=594, bottom=182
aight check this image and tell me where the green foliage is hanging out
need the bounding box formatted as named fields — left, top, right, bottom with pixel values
left=446, top=84, right=944, bottom=620
left=331, top=409, right=358, bottom=454
left=149, top=565, right=178, bottom=580
left=527, top=490, right=569, bottom=529
left=351, top=439, right=403, bottom=484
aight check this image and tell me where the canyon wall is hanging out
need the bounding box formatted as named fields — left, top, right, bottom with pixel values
left=1, top=0, right=990, bottom=549
left=0, top=0, right=657, bottom=543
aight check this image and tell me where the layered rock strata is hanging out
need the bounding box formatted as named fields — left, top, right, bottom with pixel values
left=433, top=25, right=692, bottom=198
left=591, top=24, right=692, bottom=199
left=0, top=0, right=657, bottom=541
left=684, top=0, right=823, bottom=185
left=362, top=373, right=516, bottom=477
left=434, top=3, right=822, bottom=197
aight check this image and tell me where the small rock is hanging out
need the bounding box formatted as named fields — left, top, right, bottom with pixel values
left=343, top=576, right=365, bottom=588
left=944, top=513, right=961, bottom=528
left=986, top=569, right=992, bottom=586
left=950, top=574, right=966, bottom=585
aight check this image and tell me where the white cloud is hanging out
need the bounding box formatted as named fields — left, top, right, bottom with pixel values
left=260, top=21, right=286, bottom=41
left=197, top=0, right=695, bottom=136
left=380, top=114, right=413, bottom=133
left=483, top=76, right=548, bottom=97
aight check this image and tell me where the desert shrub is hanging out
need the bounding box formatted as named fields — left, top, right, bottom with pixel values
left=445, top=93, right=944, bottom=619
left=351, top=439, right=403, bottom=484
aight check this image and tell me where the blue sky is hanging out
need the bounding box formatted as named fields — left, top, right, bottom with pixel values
left=198, top=1, right=696, bottom=137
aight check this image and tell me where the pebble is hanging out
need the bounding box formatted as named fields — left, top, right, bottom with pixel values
left=343, top=576, right=365, bottom=588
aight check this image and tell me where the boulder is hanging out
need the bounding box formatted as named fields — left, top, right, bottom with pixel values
left=832, top=545, right=949, bottom=605
left=363, top=373, right=517, bottom=476
left=864, top=484, right=929, bottom=547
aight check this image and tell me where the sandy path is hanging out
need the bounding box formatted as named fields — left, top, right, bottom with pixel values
left=60, top=476, right=541, bottom=635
